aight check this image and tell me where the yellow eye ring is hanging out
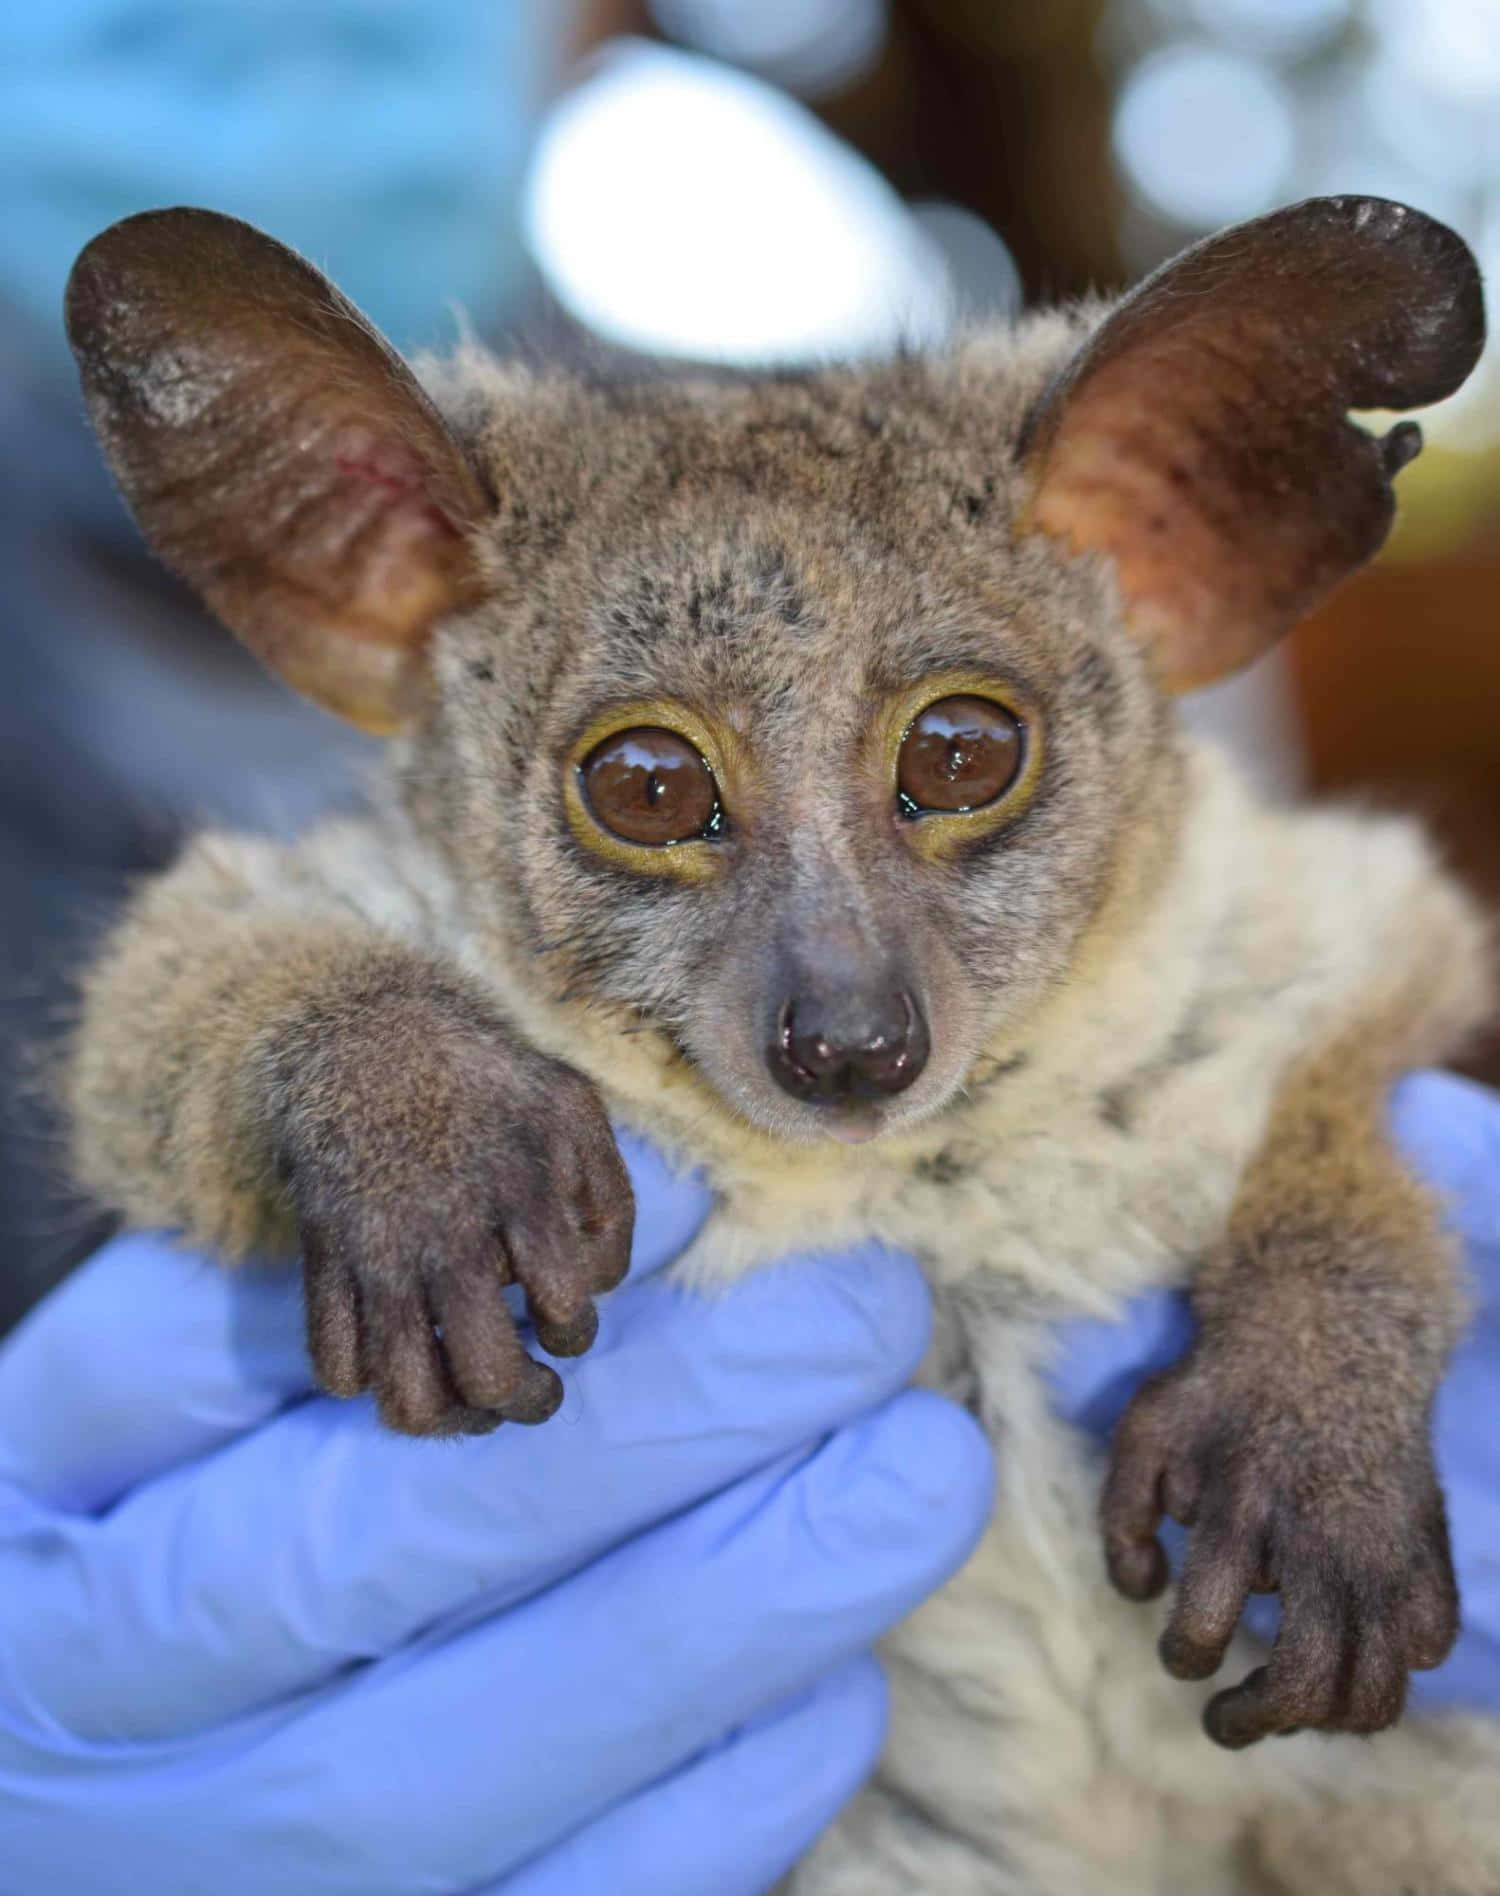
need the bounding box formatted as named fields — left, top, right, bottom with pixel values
left=880, top=670, right=1044, bottom=859
left=563, top=699, right=745, bottom=882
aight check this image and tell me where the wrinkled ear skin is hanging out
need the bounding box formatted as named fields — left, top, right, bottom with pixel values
left=65, top=209, right=490, bottom=732
left=1021, top=197, right=1486, bottom=692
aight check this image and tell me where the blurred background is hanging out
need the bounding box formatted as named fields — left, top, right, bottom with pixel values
left=2, top=0, right=1497, bottom=1329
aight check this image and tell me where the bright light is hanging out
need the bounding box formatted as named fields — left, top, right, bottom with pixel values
left=1368, top=0, right=1500, bottom=107
left=910, top=202, right=1021, bottom=320
left=1188, top=0, right=1351, bottom=61
left=648, top=0, right=890, bottom=99
left=523, top=41, right=951, bottom=365
left=1360, top=51, right=1497, bottom=189
left=1113, top=43, right=1296, bottom=228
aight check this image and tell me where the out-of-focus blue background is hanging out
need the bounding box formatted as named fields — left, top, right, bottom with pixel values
left=2, top=0, right=1498, bottom=1328
left=0, top=4, right=548, bottom=372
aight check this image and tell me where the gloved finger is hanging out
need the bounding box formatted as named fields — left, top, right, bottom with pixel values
left=486, top=1656, right=887, bottom=1896
left=1389, top=1070, right=1500, bottom=1248
left=6, top=1245, right=933, bottom=1740
left=1043, top=1289, right=1194, bottom=1441
left=610, top=1131, right=716, bottom=1281
left=233, top=1393, right=990, bottom=1895
left=0, top=1232, right=307, bottom=1515
left=0, top=1134, right=713, bottom=1515
left=1411, top=1251, right=1500, bottom=1712
left=0, top=1396, right=983, bottom=1896
left=1387, top=1070, right=1500, bottom=1714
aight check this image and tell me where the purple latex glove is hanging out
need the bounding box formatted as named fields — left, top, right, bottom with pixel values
left=0, top=1133, right=992, bottom=1895
left=1047, top=1069, right=1500, bottom=1712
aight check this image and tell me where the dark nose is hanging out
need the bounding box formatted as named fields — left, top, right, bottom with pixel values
left=767, top=990, right=930, bottom=1103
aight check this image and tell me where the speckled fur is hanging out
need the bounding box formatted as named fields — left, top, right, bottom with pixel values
left=66, top=266, right=1500, bottom=1889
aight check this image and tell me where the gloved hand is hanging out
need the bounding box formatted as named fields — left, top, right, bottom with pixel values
left=0, top=1136, right=992, bottom=1896
left=1048, top=1068, right=1500, bottom=1712
left=6, top=1074, right=1498, bottom=1896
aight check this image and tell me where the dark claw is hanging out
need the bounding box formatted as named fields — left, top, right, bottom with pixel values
left=1159, top=1626, right=1227, bottom=1682
left=534, top=1306, right=599, bottom=1359
left=496, top=1361, right=565, bottom=1426
left=1204, top=1674, right=1275, bottom=1750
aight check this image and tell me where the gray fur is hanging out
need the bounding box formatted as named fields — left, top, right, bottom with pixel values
left=60, top=202, right=1500, bottom=1890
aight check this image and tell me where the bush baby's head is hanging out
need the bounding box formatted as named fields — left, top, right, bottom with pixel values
left=64, top=199, right=1483, bottom=1143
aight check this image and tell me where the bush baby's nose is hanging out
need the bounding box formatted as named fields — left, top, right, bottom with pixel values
left=767, top=990, right=929, bottom=1103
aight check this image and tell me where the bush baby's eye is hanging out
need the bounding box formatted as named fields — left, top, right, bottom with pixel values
left=580, top=727, right=719, bottom=846
left=897, top=696, right=1024, bottom=815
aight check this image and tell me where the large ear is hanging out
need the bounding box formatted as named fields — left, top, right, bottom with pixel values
left=65, top=208, right=490, bottom=732
left=1020, top=197, right=1484, bottom=693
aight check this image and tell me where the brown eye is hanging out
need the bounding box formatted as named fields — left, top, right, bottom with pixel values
left=580, top=726, right=720, bottom=846
left=897, top=695, right=1024, bottom=815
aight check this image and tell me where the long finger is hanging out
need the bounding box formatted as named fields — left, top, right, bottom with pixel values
left=1158, top=1493, right=1259, bottom=1682
left=1203, top=1567, right=1343, bottom=1748
left=0, top=1135, right=712, bottom=1513
left=1100, top=1389, right=1172, bottom=1601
